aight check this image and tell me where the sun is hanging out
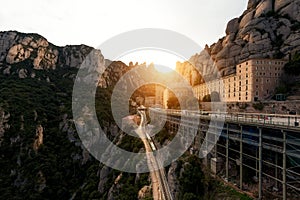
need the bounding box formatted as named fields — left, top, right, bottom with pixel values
left=119, top=49, right=184, bottom=73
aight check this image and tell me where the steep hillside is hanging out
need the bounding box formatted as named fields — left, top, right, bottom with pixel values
left=0, top=31, right=148, bottom=199
left=0, top=30, right=254, bottom=199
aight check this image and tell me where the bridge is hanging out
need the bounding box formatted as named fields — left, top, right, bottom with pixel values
left=149, top=108, right=300, bottom=200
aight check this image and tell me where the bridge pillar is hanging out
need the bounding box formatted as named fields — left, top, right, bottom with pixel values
left=275, top=152, right=278, bottom=189
left=282, top=130, right=287, bottom=200
left=226, top=123, right=229, bottom=181
left=258, top=127, right=262, bottom=200
left=240, top=125, right=243, bottom=190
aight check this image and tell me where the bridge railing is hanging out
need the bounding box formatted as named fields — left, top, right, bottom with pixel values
left=149, top=108, right=300, bottom=129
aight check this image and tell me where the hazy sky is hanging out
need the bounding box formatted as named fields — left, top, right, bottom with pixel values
left=1, top=0, right=248, bottom=70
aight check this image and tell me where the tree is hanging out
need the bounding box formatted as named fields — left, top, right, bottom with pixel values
left=202, top=94, right=211, bottom=102
left=183, top=193, right=199, bottom=200
left=211, top=91, right=220, bottom=102
left=167, top=96, right=180, bottom=109
left=184, top=96, right=199, bottom=110
left=284, top=52, right=300, bottom=75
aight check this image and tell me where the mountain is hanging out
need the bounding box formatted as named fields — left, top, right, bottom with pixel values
left=177, top=0, right=300, bottom=81
left=0, top=30, right=253, bottom=199
left=0, top=30, right=152, bottom=199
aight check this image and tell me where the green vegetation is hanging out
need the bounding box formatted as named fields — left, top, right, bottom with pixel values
left=167, top=96, right=180, bottom=109
left=261, top=10, right=280, bottom=19
left=0, top=61, right=254, bottom=200
left=0, top=63, right=155, bottom=199
left=155, top=127, right=175, bottom=145
left=291, top=21, right=300, bottom=31
left=253, top=102, right=265, bottom=111
left=167, top=95, right=199, bottom=109
left=212, top=182, right=253, bottom=200
left=178, top=155, right=205, bottom=199
left=236, top=102, right=249, bottom=110
left=202, top=94, right=211, bottom=102
left=102, top=172, right=150, bottom=200
left=210, top=91, right=220, bottom=102
left=175, top=155, right=253, bottom=200
left=119, top=134, right=143, bottom=153
left=284, top=52, right=300, bottom=75
left=0, top=71, right=101, bottom=199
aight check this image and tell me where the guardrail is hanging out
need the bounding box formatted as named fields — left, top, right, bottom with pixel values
left=149, top=108, right=300, bottom=129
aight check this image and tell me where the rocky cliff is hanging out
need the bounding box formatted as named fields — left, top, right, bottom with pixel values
left=0, top=29, right=253, bottom=199
left=0, top=30, right=187, bottom=200
left=0, top=30, right=154, bottom=199
left=177, top=0, right=300, bottom=83
left=0, top=31, right=94, bottom=70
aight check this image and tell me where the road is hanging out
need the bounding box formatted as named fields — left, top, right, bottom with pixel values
left=136, top=108, right=173, bottom=200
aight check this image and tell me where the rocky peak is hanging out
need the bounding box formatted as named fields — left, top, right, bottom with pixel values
left=178, top=0, right=300, bottom=81
left=0, top=31, right=97, bottom=78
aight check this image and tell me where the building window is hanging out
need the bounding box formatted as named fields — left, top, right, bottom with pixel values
left=239, top=87, right=241, bottom=91
left=239, top=97, right=241, bottom=100
left=246, top=68, right=248, bottom=71
left=256, top=66, right=258, bottom=70
left=246, top=86, right=248, bottom=90
left=267, top=89, right=269, bottom=94
left=256, top=85, right=258, bottom=88
left=246, top=92, right=248, bottom=96
left=246, top=62, right=248, bottom=65
left=239, top=65, right=241, bottom=68
left=239, top=70, right=241, bottom=73
left=246, top=97, right=248, bottom=100
left=246, top=73, right=248, bottom=78
left=256, top=79, right=258, bottom=82
left=256, top=91, right=258, bottom=95
left=263, top=73, right=265, bottom=75
left=246, top=80, right=248, bottom=84
left=239, top=81, right=241, bottom=86
left=267, top=79, right=269, bottom=83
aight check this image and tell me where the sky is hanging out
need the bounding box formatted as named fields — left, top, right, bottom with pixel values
left=1, top=0, right=248, bottom=71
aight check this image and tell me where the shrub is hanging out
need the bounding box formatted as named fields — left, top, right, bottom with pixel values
left=253, top=102, right=264, bottom=111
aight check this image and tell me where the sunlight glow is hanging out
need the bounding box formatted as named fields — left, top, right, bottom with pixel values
left=119, top=49, right=184, bottom=73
